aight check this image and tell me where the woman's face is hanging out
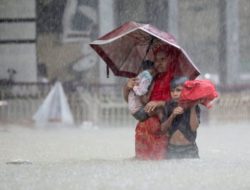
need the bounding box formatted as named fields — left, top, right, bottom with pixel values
left=154, top=51, right=171, bottom=73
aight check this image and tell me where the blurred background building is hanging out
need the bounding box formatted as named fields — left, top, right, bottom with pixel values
left=0, top=0, right=250, bottom=126
left=0, top=0, right=37, bottom=82
left=1, top=0, right=250, bottom=86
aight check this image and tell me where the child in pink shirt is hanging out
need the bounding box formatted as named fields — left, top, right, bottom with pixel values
left=128, top=60, right=157, bottom=121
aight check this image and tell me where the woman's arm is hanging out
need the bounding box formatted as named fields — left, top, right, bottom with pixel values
left=123, top=85, right=130, bottom=102
left=123, top=78, right=138, bottom=102
left=144, top=100, right=165, bottom=113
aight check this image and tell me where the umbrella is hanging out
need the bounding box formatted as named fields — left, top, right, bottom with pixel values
left=90, top=21, right=200, bottom=79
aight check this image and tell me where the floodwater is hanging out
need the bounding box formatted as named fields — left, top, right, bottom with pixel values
left=0, top=122, right=250, bottom=190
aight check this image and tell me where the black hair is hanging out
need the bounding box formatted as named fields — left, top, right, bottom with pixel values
left=141, top=60, right=154, bottom=70
left=170, top=76, right=189, bottom=90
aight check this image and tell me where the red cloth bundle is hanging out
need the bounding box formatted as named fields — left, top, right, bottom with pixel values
left=180, top=80, right=219, bottom=108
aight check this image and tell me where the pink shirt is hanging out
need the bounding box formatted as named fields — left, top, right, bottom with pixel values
left=128, top=70, right=153, bottom=114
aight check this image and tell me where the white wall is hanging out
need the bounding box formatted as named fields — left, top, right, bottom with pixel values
left=0, top=0, right=37, bottom=82
left=0, top=45, right=37, bottom=82
left=0, top=0, right=35, bottom=18
left=0, top=23, right=36, bottom=40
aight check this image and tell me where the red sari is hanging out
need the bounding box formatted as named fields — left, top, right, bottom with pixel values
left=135, top=68, right=175, bottom=160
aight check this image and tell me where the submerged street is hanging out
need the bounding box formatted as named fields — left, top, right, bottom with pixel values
left=1, top=123, right=250, bottom=190
left=1, top=1, right=250, bottom=190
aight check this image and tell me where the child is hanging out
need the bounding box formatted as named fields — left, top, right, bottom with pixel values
left=128, top=60, right=157, bottom=121
left=160, top=76, right=201, bottom=159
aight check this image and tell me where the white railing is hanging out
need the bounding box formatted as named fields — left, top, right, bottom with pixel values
left=209, top=91, right=250, bottom=124
left=77, top=91, right=137, bottom=127
left=1, top=83, right=250, bottom=126
left=0, top=84, right=137, bottom=127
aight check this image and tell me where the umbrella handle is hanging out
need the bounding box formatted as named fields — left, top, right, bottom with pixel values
left=106, top=65, right=109, bottom=78
left=139, top=37, right=155, bottom=72
left=142, top=36, right=155, bottom=63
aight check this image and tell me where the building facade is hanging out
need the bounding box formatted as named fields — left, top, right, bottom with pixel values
left=0, top=0, right=37, bottom=82
left=0, top=0, right=250, bottom=86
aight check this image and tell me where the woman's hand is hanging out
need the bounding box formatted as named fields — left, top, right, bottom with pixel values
left=144, top=101, right=164, bottom=113
left=126, top=77, right=139, bottom=90
left=123, top=77, right=139, bottom=102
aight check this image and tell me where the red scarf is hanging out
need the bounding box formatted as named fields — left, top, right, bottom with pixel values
left=149, top=63, right=178, bottom=101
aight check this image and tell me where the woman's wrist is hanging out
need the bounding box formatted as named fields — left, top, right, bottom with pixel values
left=157, top=101, right=166, bottom=108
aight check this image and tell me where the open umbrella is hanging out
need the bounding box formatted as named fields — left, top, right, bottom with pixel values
left=90, top=21, right=200, bottom=79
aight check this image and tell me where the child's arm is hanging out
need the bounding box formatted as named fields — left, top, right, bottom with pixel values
left=161, top=106, right=184, bottom=133
left=189, top=105, right=200, bottom=131
left=161, top=114, right=175, bottom=134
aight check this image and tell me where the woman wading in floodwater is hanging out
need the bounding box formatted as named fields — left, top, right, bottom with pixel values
left=123, top=45, right=181, bottom=160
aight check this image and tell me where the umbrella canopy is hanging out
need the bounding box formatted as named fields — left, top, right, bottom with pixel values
left=90, top=21, right=200, bottom=79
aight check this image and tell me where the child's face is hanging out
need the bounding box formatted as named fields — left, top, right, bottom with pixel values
left=170, top=85, right=183, bottom=101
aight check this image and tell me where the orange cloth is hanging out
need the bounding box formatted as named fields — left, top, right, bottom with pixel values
left=135, top=65, right=177, bottom=160
left=135, top=116, right=168, bottom=160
